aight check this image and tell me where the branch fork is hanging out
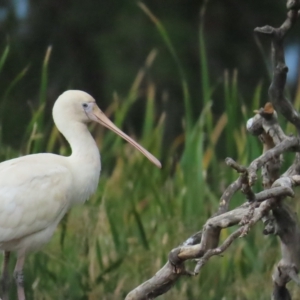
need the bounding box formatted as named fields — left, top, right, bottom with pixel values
left=126, top=2, right=300, bottom=299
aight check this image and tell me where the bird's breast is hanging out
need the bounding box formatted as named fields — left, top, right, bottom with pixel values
left=69, top=157, right=101, bottom=205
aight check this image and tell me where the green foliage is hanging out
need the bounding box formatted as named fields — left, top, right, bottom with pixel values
left=0, top=9, right=300, bottom=300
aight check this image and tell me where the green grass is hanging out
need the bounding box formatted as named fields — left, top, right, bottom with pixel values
left=0, top=7, right=299, bottom=300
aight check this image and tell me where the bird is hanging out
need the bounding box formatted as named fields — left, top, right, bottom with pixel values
left=0, top=90, right=161, bottom=300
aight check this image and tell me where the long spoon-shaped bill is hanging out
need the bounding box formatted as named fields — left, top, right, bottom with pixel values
left=89, top=105, right=162, bottom=168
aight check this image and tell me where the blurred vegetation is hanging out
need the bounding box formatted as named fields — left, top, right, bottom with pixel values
left=0, top=0, right=299, bottom=299
left=0, top=0, right=299, bottom=150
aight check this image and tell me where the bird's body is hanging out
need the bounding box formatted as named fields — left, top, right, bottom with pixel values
left=0, top=152, right=99, bottom=255
left=0, top=90, right=160, bottom=300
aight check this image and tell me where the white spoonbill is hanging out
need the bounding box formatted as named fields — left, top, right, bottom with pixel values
left=0, top=90, right=161, bottom=300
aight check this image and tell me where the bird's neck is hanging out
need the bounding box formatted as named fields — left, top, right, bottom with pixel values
left=58, top=121, right=101, bottom=204
left=62, top=121, right=99, bottom=159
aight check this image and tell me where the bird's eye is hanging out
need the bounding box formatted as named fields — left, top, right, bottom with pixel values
left=82, top=103, right=88, bottom=108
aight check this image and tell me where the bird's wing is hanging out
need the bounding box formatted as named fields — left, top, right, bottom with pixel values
left=0, top=154, right=73, bottom=243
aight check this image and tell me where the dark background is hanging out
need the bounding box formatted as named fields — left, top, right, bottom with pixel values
left=0, top=0, right=299, bottom=150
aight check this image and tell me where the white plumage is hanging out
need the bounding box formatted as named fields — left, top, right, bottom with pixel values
left=0, top=90, right=161, bottom=300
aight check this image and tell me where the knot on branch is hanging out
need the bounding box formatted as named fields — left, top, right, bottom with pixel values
left=276, top=63, right=289, bottom=74
left=263, top=215, right=276, bottom=235
left=168, top=248, right=186, bottom=274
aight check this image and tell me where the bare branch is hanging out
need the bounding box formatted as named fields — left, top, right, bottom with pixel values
left=255, top=9, right=300, bottom=134
left=125, top=262, right=182, bottom=300
left=247, top=137, right=299, bottom=185
left=126, top=4, right=300, bottom=300
left=125, top=173, right=299, bottom=299
left=194, top=227, right=243, bottom=273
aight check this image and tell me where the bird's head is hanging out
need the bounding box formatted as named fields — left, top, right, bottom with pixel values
left=53, top=90, right=161, bottom=168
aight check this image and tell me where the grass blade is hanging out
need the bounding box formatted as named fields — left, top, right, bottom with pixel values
left=131, top=207, right=149, bottom=250
left=138, top=2, right=193, bottom=132
left=0, top=45, right=9, bottom=74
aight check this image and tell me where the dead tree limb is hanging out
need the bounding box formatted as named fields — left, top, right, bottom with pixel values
left=126, top=2, right=300, bottom=299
